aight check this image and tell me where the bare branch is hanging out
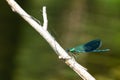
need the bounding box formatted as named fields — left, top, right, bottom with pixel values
left=6, top=0, right=96, bottom=80
left=43, top=6, right=48, bottom=30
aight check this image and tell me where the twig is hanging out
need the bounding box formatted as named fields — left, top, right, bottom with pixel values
left=43, top=6, right=48, bottom=30
left=6, top=0, right=96, bottom=80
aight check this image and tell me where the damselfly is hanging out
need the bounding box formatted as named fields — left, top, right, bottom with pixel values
left=66, top=39, right=110, bottom=54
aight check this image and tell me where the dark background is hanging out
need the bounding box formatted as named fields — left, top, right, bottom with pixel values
left=0, top=0, right=120, bottom=80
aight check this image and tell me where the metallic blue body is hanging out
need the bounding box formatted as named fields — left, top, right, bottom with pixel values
left=66, top=39, right=110, bottom=54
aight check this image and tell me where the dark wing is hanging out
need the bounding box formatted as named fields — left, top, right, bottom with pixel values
left=84, top=39, right=102, bottom=52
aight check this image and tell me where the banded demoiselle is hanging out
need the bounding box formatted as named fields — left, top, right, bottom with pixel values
left=66, top=39, right=110, bottom=54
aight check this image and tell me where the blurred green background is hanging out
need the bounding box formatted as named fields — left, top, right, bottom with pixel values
left=0, top=0, right=120, bottom=80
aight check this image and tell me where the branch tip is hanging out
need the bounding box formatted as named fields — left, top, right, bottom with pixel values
left=43, top=6, right=48, bottom=30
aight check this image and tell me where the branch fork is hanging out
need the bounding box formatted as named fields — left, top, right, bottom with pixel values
left=6, top=0, right=96, bottom=80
